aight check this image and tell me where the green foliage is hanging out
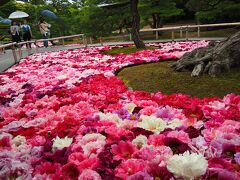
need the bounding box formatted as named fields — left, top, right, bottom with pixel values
left=0, top=0, right=239, bottom=39
left=139, top=0, right=184, bottom=28
left=140, top=0, right=183, bottom=18
left=0, top=0, right=10, bottom=6
left=186, top=0, right=240, bottom=23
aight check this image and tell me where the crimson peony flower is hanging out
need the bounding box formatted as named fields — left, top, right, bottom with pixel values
left=131, top=127, right=154, bottom=138
left=34, top=162, right=62, bottom=175
left=62, top=162, right=80, bottom=180
left=77, top=157, right=99, bottom=173
left=147, top=166, right=173, bottom=180
left=208, top=158, right=235, bottom=171
left=0, top=136, right=11, bottom=150
left=163, top=137, right=190, bottom=154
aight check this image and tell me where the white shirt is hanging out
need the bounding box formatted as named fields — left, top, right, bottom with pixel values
left=10, top=25, right=20, bottom=35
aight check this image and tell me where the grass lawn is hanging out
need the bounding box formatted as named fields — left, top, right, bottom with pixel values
left=104, top=47, right=240, bottom=98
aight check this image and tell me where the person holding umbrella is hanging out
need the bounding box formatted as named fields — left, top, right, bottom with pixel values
left=21, top=19, right=33, bottom=48
left=8, top=11, right=29, bottom=46
left=10, top=20, right=21, bottom=43
left=38, top=17, right=51, bottom=48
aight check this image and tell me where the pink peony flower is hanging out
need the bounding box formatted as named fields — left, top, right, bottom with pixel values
left=78, top=169, right=102, bottom=180
left=27, top=135, right=46, bottom=146
left=148, top=134, right=165, bottom=147
left=128, top=172, right=153, bottom=180
left=111, top=141, right=138, bottom=160
left=115, top=159, right=146, bottom=179
left=166, top=130, right=191, bottom=144
left=68, top=152, right=85, bottom=166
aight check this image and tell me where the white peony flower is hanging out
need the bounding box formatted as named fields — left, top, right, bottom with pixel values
left=98, top=112, right=122, bottom=124
left=124, top=103, right=137, bottom=113
left=12, top=135, right=26, bottom=147
left=78, top=133, right=106, bottom=146
left=138, top=115, right=167, bottom=133
left=132, top=135, right=148, bottom=149
left=167, top=151, right=208, bottom=180
left=167, top=119, right=183, bottom=129
left=209, top=101, right=225, bottom=110
left=56, top=74, right=67, bottom=80
left=82, top=141, right=106, bottom=158
left=52, top=136, right=73, bottom=152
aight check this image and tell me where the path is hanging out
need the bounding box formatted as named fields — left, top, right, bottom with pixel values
left=0, top=37, right=224, bottom=73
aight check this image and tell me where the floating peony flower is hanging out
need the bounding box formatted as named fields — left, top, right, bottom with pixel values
left=128, top=172, right=153, bottom=180
left=62, top=162, right=80, bottom=179
left=0, top=41, right=239, bottom=179
left=115, top=159, right=146, bottom=179
left=235, top=152, right=240, bottom=165
left=52, top=136, right=73, bottom=152
left=124, top=103, right=137, bottom=113
left=111, top=141, right=137, bottom=160
left=167, top=119, right=183, bottom=129
left=12, top=135, right=26, bottom=147
left=78, top=169, right=102, bottom=180
left=167, top=151, right=208, bottom=180
left=138, top=115, right=167, bottom=133
left=98, top=112, right=122, bottom=124
left=114, top=109, right=131, bottom=120
left=132, top=135, right=148, bottom=149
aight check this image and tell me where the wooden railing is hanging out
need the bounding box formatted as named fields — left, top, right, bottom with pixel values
left=140, top=22, right=240, bottom=40
left=0, top=34, right=86, bottom=63
left=1, top=22, right=240, bottom=65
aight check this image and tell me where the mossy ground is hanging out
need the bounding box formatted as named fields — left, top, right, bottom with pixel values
left=104, top=46, right=240, bottom=98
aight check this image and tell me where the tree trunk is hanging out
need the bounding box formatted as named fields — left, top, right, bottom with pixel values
left=152, top=14, right=157, bottom=29
left=171, top=31, right=240, bottom=77
left=130, top=0, right=146, bottom=49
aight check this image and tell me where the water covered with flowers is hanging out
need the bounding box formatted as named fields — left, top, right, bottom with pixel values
left=0, top=41, right=239, bottom=179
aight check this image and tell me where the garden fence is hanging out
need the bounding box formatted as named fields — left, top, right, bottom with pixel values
left=1, top=22, right=240, bottom=69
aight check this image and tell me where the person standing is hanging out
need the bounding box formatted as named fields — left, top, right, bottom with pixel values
left=21, top=19, right=33, bottom=48
left=10, top=20, right=21, bottom=44
left=39, top=18, right=51, bottom=48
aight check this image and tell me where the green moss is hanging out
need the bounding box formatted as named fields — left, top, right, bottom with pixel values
left=118, top=62, right=240, bottom=98
left=104, top=46, right=156, bottom=55
left=104, top=46, right=240, bottom=98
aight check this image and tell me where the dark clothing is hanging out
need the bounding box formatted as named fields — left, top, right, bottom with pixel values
left=21, top=24, right=32, bottom=48
left=23, top=31, right=31, bottom=41
left=12, top=34, right=21, bottom=43
left=43, top=32, right=49, bottom=47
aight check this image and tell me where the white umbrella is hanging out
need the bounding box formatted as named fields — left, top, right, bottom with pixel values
left=8, top=11, right=29, bottom=19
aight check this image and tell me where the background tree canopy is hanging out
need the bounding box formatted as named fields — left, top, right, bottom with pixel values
left=0, top=0, right=240, bottom=39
